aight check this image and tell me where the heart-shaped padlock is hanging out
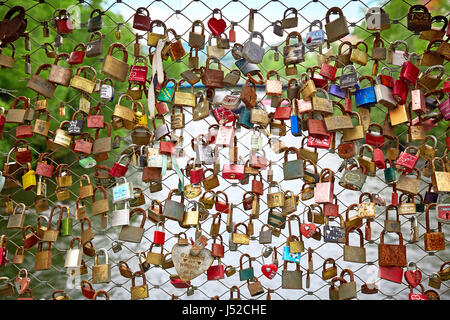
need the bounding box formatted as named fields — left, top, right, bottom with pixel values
left=261, top=264, right=277, bottom=279
left=300, top=223, right=317, bottom=239
left=208, top=11, right=226, bottom=36
left=405, top=262, right=422, bottom=288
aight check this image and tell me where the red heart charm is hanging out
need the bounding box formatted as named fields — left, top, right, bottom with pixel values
left=261, top=264, right=277, bottom=279
left=300, top=223, right=317, bottom=239
left=405, top=270, right=422, bottom=288
left=208, top=17, right=226, bottom=36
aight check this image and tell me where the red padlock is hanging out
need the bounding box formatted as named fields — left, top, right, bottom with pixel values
left=23, top=226, right=39, bottom=249
left=87, top=104, right=104, bottom=129
left=309, top=66, right=328, bottom=90
left=323, top=196, right=339, bottom=217
left=408, top=284, right=427, bottom=300
left=206, top=261, right=225, bottom=280
left=222, top=163, right=245, bottom=180
left=444, top=78, right=450, bottom=93
left=399, top=53, right=420, bottom=86
left=391, top=184, right=398, bottom=206
left=109, top=154, right=131, bottom=178
left=35, top=153, right=54, bottom=178
left=156, top=102, right=169, bottom=115
left=229, top=23, right=236, bottom=42
left=392, top=79, right=409, bottom=105
left=207, top=124, right=219, bottom=145
left=211, top=234, right=224, bottom=258
left=159, top=140, right=176, bottom=155
left=373, top=148, right=385, bottom=169
left=242, top=192, right=254, bottom=211
left=395, top=146, right=419, bottom=172
left=307, top=132, right=333, bottom=149
left=14, top=139, right=32, bottom=164
left=365, top=123, right=385, bottom=147
left=0, top=235, right=7, bottom=266
left=73, top=133, right=94, bottom=155
left=170, top=276, right=191, bottom=288
left=189, top=164, right=204, bottom=185
left=251, top=174, right=264, bottom=195
left=214, top=191, right=230, bottom=213
left=379, top=67, right=394, bottom=88
left=273, top=99, right=292, bottom=120
left=439, top=98, right=450, bottom=121
left=319, top=62, right=337, bottom=81
left=153, top=222, right=165, bottom=245
left=16, top=123, right=33, bottom=139
left=69, top=43, right=86, bottom=65
left=56, top=10, right=73, bottom=34
left=128, top=56, right=148, bottom=85
left=81, top=280, right=96, bottom=299
left=379, top=266, right=403, bottom=283
left=344, top=96, right=353, bottom=113
left=133, top=7, right=151, bottom=31
left=212, top=104, right=235, bottom=124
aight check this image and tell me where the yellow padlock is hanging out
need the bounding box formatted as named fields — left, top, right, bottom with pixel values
left=134, top=102, right=148, bottom=126
left=22, top=163, right=36, bottom=191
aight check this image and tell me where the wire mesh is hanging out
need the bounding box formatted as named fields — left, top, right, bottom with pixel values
left=0, top=0, right=448, bottom=300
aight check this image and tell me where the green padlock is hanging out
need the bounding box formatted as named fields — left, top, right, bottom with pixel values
left=60, top=206, right=73, bottom=236
left=79, top=156, right=97, bottom=169
left=157, top=79, right=177, bottom=102
left=239, top=254, right=254, bottom=281
left=384, top=159, right=396, bottom=184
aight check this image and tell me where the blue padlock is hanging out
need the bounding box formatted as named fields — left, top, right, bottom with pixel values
left=282, top=246, right=301, bottom=263
left=235, top=58, right=260, bottom=75
left=329, top=83, right=346, bottom=99
left=290, top=103, right=302, bottom=136
left=239, top=107, right=254, bottom=129
left=355, top=76, right=377, bottom=108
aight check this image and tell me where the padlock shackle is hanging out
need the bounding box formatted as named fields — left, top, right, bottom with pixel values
left=385, top=204, right=399, bottom=221
left=379, top=229, right=404, bottom=246
left=129, top=208, right=147, bottom=228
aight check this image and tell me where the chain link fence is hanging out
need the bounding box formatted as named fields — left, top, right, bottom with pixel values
left=0, top=0, right=448, bottom=300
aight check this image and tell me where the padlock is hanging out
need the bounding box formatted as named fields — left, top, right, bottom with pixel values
left=340, top=65, right=359, bottom=89
left=385, top=205, right=401, bottom=233
left=283, top=31, right=305, bottom=71
left=407, top=4, right=431, bottom=31
left=366, top=7, right=390, bottom=30
left=86, top=31, right=103, bottom=58
left=71, top=66, right=96, bottom=94
left=324, top=215, right=346, bottom=243
left=343, top=227, right=366, bottom=263
left=102, top=43, right=129, bottom=82
left=324, top=7, right=349, bottom=43
left=242, top=31, right=265, bottom=64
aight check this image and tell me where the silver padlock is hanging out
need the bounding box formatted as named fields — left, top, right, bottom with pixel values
left=100, top=80, right=115, bottom=102
left=112, top=241, right=122, bottom=253
left=242, top=31, right=265, bottom=64
left=262, top=246, right=273, bottom=258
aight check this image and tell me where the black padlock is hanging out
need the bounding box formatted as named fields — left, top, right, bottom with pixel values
left=68, top=110, right=85, bottom=136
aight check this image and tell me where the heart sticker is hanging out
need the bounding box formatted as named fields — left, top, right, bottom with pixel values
left=300, top=223, right=317, bottom=239
left=172, top=243, right=214, bottom=282
left=261, top=264, right=278, bottom=279
left=405, top=270, right=422, bottom=288
left=208, top=17, right=226, bottom=36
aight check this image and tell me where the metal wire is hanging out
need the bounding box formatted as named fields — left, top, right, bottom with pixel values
left=0, top=0, right=448, bottom=300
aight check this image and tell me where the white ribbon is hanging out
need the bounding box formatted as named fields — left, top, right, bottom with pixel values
left=148, top=38, right=166, bottom=119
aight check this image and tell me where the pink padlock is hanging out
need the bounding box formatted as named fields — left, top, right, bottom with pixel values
left=373, top=148, right=385, bottom=169
left=411, top=88, right=426, bottom=114
left=315, top=168, right=334, bottom=204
